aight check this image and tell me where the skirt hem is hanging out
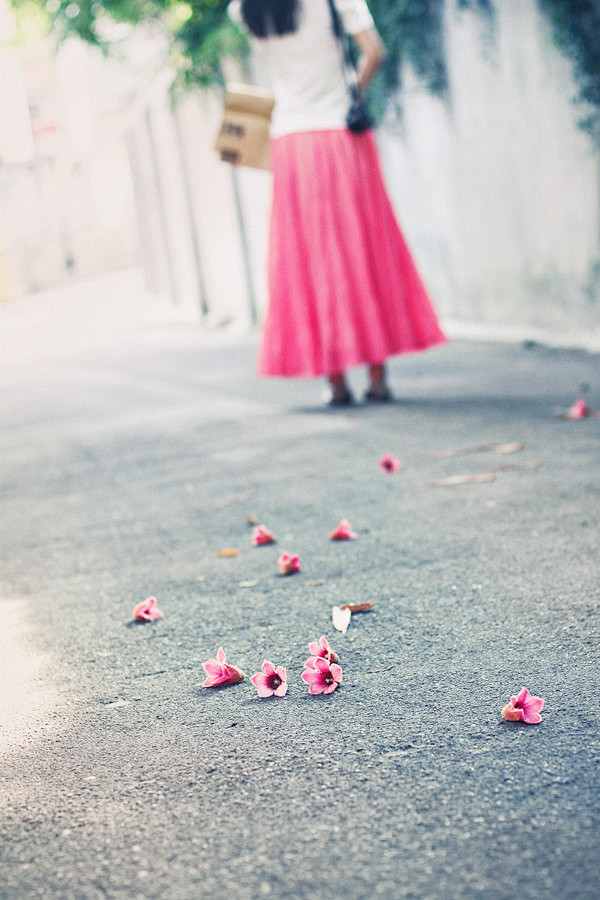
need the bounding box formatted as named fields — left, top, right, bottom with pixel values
left=257, top=335, right=448, bottom=379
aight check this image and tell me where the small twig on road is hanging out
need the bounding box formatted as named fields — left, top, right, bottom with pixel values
left=491, top=459, right=544, bottom=472
left=215, top=490, right=259, bottom=509
left=433, top=473, right=496, bottom=486
left=133, top=670, right=167, bottom=679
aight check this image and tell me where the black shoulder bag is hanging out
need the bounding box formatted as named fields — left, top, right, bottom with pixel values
left=326, top=0, right=374, bottom=134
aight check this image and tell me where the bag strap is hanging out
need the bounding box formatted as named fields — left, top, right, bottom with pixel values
left=326, top=0, right=355, bottom=71
left=326, top=0, right=360, bottom=97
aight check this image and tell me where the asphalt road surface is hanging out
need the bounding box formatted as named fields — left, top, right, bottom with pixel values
left=1, top=280, right=599, bottom=899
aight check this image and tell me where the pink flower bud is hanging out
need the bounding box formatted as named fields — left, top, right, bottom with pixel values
left=132, top=596, right=163, bottom=622
left=277, top=552, right=300, bottom=575
left=501, top=687, right=544, bottom=724
left=202, top=648, right=245, bottom=687
left=252, top=525, right=277, bottom=546
left=329, top=519, right=356, bottom=540
left=378, top=452, right=401, bottom=473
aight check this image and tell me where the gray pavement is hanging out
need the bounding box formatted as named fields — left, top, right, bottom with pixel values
left=1, top=274, right=599, bottom=899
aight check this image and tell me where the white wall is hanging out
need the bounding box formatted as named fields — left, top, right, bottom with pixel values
left=0, top=37, right=139, bottom=295
left=377, top=0, right=599, bottom=336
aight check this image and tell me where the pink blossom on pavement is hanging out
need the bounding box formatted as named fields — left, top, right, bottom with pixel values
left=501, top=687, right=545, bottom=724
left=306, top=635, right=339, bottom=667
left=301, top=656, right=342, bottom=695
left=252, top=525, right=277, bottom=546
left=330, top=519, right=356, bottom=540
left=202, top=647, right=246, bottom=687
left=132, top=596, right=163, bottom=622
left=567, top=398, right=590, bottom=419
left=277, top=552, right=301, bottom=575
left=250, top=661, right=288, bottom=698
left=378, top=452, right=401, bottom=473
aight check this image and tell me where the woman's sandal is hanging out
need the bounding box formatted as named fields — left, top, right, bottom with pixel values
left=364, top=386, right=393, bottom=403
left=328, top=389, right=355, bottom=407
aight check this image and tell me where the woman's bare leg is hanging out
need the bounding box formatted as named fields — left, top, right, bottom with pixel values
left=328, top=373, right=352, bottom=404
left=365, top=363, right=392, bottom=400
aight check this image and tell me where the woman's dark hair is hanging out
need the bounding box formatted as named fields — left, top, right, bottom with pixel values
left=240, top=0, right=301, bottom=38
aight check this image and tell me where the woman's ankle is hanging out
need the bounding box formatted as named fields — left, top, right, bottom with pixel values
left=328, top=373, right=351, bottom=402
left=368, top=363, right=386, bottom=390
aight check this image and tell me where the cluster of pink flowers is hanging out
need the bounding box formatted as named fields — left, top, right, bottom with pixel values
left=135, top=612, right=545, bottom=721
left=249, top=449, right=403, bottom=576
left=202, top=636, right=342, bottom=698
left=133, top=445, right=549, bottom=726
left=141, top=617, right=545, bottom=719
left=252, top=517, right=359, bottom=577
left=301, top=656, right=343, bottom=695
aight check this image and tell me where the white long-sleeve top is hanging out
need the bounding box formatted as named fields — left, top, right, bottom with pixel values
left=228, top=0, right=374, bottom=138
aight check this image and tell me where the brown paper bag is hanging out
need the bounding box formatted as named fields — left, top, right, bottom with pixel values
left=214, top=83, right=275, bottom=171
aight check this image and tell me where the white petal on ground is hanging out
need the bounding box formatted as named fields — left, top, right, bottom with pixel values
left=332, top=605, right=351, bottom=633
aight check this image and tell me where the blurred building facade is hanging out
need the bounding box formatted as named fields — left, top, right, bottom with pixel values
left=0, top=20, right=140, bottom=296
left=0, top=0, right=598, bottom=340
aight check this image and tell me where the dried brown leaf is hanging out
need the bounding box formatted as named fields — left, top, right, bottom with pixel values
left=218, top=547, right=239, bottom=558
left=491, top=460, right=544, bottom=472
left=435, top=442, right=523, bottom=459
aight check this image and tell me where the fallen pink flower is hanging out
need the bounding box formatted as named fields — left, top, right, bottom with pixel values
left=132, top=596, right=163, bottom=622
left=501, top=687, right=545, bottom=724
left=301, top=657, right=342, bottom=695
left=378, top=452, right=401, bottom=473
left=567, top=398, right=590, bottom=419
left=253, top=525, right=277, bottom=546
left=306, top=635, right=339, bottom=667
left=277, top=552, right=301, bottom=575
left=251, top=661, right=288, bottom=698
left=330, top=519, right=356, bottom=540
left=202, top=647, right=245, bottom=687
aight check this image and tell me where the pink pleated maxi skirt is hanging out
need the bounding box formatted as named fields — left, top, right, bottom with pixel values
left=257, top=129, right=447, bottom=378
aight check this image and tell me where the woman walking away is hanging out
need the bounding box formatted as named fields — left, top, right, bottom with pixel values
left=229, top=0, right=446, bottom=405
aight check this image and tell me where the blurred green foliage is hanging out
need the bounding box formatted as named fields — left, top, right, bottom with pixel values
left=8, top=0, right=600, bottom=137
left=538, top=0, right=600, bottom=138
